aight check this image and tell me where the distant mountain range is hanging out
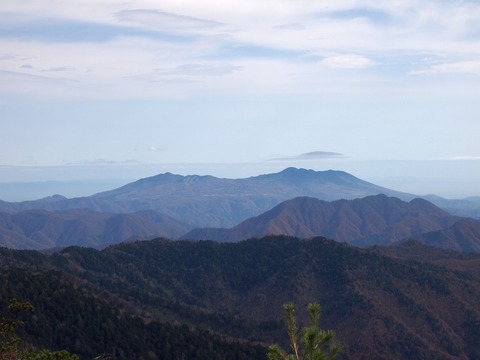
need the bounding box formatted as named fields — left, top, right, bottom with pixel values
left=0, top=167, right=479, bottom=251
left=0, top=168, right=414, bottom=227
left=1, top=168, right=480, bottom=357
left=182, top=195, right=480, bottom=252
left=423, top=194, right=480, bottom=218
left=0, top=208, right=191, bottom=249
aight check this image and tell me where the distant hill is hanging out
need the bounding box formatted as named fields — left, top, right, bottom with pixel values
left=1, top=236, right=479, bottom=359
left=0, top=168, right=415, bottom=227
left=0, top=208, right=191, bottom=250
left=1, top=169, right=478, bottom=251
left=416, top=218, right=480, bottom=253
left=423, top=195, right=480, bottom=219
left=182, top=195, right=475, bottom=250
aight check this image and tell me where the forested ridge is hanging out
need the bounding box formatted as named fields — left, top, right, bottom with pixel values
left=0, top=268, right=266, bottom=359
left=1, top=236, right=480, bottom=359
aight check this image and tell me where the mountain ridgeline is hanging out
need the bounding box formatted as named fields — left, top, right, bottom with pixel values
left=0, top=168, right=414, bottom=228
left=2, top=194, right=480, bottom=252
left=183, top=195, right=480, bottom=252
left=0, top=208, right=192, bottom=250
left=1, top=168, right=480, bottom=358
left=1, top=236, right=479, bottom=359
left=1, top=168, right=480, bottom=252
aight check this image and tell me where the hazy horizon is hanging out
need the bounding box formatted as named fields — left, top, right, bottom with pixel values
left=1, top=0, right=479, bottom=201
left=1, top=162, right=478, bottom=202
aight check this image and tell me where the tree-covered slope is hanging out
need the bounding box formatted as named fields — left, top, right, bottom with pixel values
left=0, top=208, right=192, bottom=250
left=0, top=266, right=266, bottom=359
left=183, top=195, right=471, bottom=251
left=2, top=235, right=478, bottom=359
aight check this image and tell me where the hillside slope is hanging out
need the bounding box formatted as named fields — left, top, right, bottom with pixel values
left=2, top=236, right=478, bottom=359
left=183, top=195, right=471, bottom=250
left=0, top=208, right=191, bottom=249
left=0, top=264, right=265, bottom=359
left=416, top=218, right=480, bottom=253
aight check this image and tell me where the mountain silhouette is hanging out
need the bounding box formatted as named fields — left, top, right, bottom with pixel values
left=0, top=168, right=414, bottom=227
left=0, top=208, right=191, bottom=249
left=182, top=195, right=477, bottom=251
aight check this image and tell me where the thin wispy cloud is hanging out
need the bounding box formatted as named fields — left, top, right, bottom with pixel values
left=42, top=67, right=74, bottom=72
left=148, top=146, right=166, bottom=153
left=443, top=156, right=480, bottom=161
left=116, top=9, right=224, bottom=32
left=155, top=63, right=241, bottom=77
left=321, top=54, right=376, bottom=69
left=411, top=60, right=480, bottom=76
left=0, top=15, right=177, bottom=43
left=65, top=159, right=140, bottom=166
left=324, top=8, right=394, bottom=26
left=0, top=0, right=478, bottom=99
left=268, top=151, right=345, bottom=162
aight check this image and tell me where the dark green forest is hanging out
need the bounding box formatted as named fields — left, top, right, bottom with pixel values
left=1, top=236, right=480, bottom=359
left=0, top=270, right=265, bottom=359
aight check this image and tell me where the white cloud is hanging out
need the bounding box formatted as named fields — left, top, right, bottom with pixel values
left=65, top=159, right=140, bottom=165
left=0, top=0, right=480, bottom=99
left=137, top=63, right=242, bottom=82
left=443, top=156, right=480, bottom=161
left=268, top=151, right=345, bottom=162
left=410, top=60, right=480, bottom=75
left=148, top=146, right=166, bottom=152
left=116, top=9, right=224, bottom=32
left=321, top=54, right=375, bottom=69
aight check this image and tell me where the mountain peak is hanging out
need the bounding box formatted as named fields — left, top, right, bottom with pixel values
left=184, top=195, right=460, bottom=248
left=259, top=167, right=354, bottom=183
left=0, top=167, right=416, bottom=229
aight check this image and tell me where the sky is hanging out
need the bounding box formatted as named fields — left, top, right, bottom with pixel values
left=1, top=0, right=479, bottom=201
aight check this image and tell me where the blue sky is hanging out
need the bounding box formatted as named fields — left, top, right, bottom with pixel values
left=1, top=0, right=479, bottom=200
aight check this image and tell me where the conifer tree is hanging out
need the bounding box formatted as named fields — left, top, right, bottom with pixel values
left=0, top=299, right=79, bottom=360
left=0, top=299, right=33, bottom=359
left=267, top=303, right=341, bottom=360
